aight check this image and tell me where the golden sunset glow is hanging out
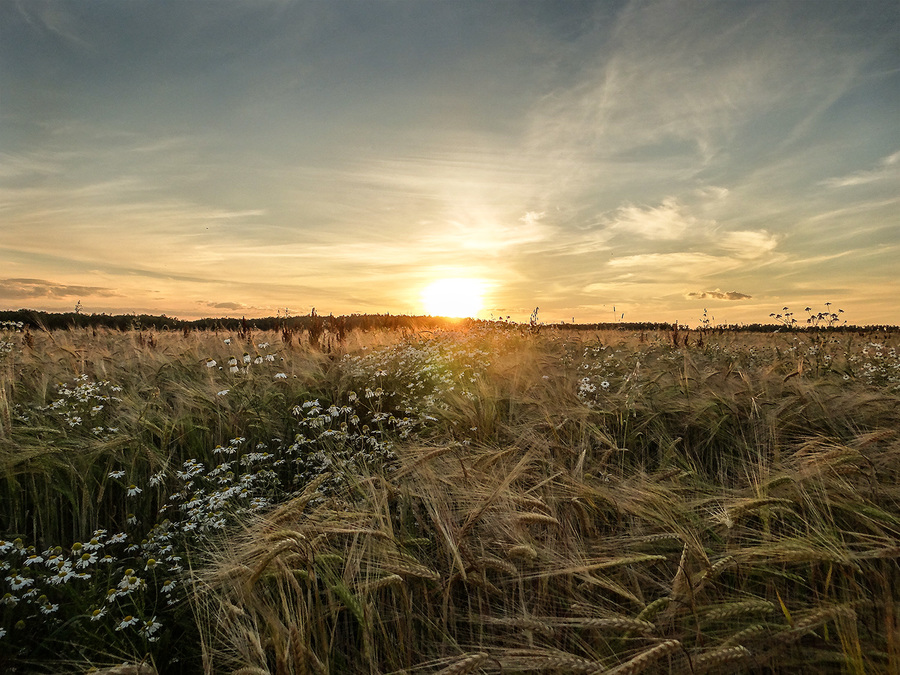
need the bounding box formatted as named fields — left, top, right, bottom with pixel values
left=421, top=279, right=485, bottom=318
left=1, top=3, right=897, bottom=325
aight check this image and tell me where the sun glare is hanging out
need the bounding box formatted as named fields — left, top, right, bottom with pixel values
left=422, top=278, right=485, bottom=318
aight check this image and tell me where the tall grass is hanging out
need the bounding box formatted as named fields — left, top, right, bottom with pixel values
left=1, top=322, right=899, bottom=673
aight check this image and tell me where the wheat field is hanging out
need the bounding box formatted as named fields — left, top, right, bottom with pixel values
left=1, top=320, right=899, bottom=673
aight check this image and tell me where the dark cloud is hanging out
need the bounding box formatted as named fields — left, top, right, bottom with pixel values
left=0, top=278, right=120, bottom=299
left=204, top=301, right=249, bottom=311
left=686, top=290, right=752, bottom=301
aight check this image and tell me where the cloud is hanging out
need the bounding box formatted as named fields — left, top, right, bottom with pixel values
left=686, top=290, right=752, bottom=301
left=204, top=301, right=250, bottom=311
left=12, top=0, right=93, bottom=50
left=694, top=186, right=730, bottom=201
left=201, top=300, right=276, bottom=312
left=820, top=150, right=900, bottom=188
left=0, top=151, right=68, bottom=179
left=0, top=278, right=120, bottom=300
left=607, top=252, right=737, bottom=278
left=716, top=230, right=779, bottom=259
left=525, top=2, right=857, bottom=164
left=607, top=197, right=707, bottom=241
left=521, top=211, right=545, bottom=227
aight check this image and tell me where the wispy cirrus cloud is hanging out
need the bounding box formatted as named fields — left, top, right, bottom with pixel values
left=11, top=0, right=93, bottom=50
left=716, top=230, right=779, bottom=259
left=607, top=252, right=739, bottom=279
left=606, top=198, right=709, bottom=241
left=820, top=150, right=900, bottom=188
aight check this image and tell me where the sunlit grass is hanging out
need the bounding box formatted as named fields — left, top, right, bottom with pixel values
left=1, top=320, right=899, bottom=673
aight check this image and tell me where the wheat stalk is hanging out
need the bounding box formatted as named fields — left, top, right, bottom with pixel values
left=607, top=640, right=682, bottom=675
left=434, top=652, right=490, bottom=675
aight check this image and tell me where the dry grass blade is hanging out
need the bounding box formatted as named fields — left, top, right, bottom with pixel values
left=457, top=451, right=535, bottom=538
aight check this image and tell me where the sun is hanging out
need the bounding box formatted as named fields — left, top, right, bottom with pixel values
left=421, top=278, right=485, bottom=318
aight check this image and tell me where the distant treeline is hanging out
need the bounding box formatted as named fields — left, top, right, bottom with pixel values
left=0, top=309, right=896, bottom=334
left=0, top=309, right=472, bottom=334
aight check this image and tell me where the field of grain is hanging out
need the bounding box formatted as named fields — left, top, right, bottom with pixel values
left=1, top=321, right=899, bottom=674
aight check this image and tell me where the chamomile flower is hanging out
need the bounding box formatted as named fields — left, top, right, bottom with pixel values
left=108, top=470, right=126, bottom=479
left=76, top=552, right=97, bottom=568
left=139, top=616, right=162, bottom=640
left=83, top=537, right=104, bottom=551
left=90, top=607, right=107, bottom=621
left=6, top=574, right=33, bottom=591
left=126, top=485, right=142, bottom=497
left=50, top=568, right=74, bottom=585
left=116, top=615, right=139, bottom=631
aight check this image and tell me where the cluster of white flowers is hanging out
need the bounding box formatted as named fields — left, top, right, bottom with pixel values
left=340, top=328, right=504, bottom=431
left=38, top=375, right=123, bottom=434
left=0, top=523, right=176, bottom=649
left=202, top=345, right=280, bottom=380
left=0, top=321, right=24, bottom=358
left=849, top=342, right=900, bottom=390
left=572, top=343, right=625, bottom=409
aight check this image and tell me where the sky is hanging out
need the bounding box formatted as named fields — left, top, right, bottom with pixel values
left=1, top=0, right=898, bottom=325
